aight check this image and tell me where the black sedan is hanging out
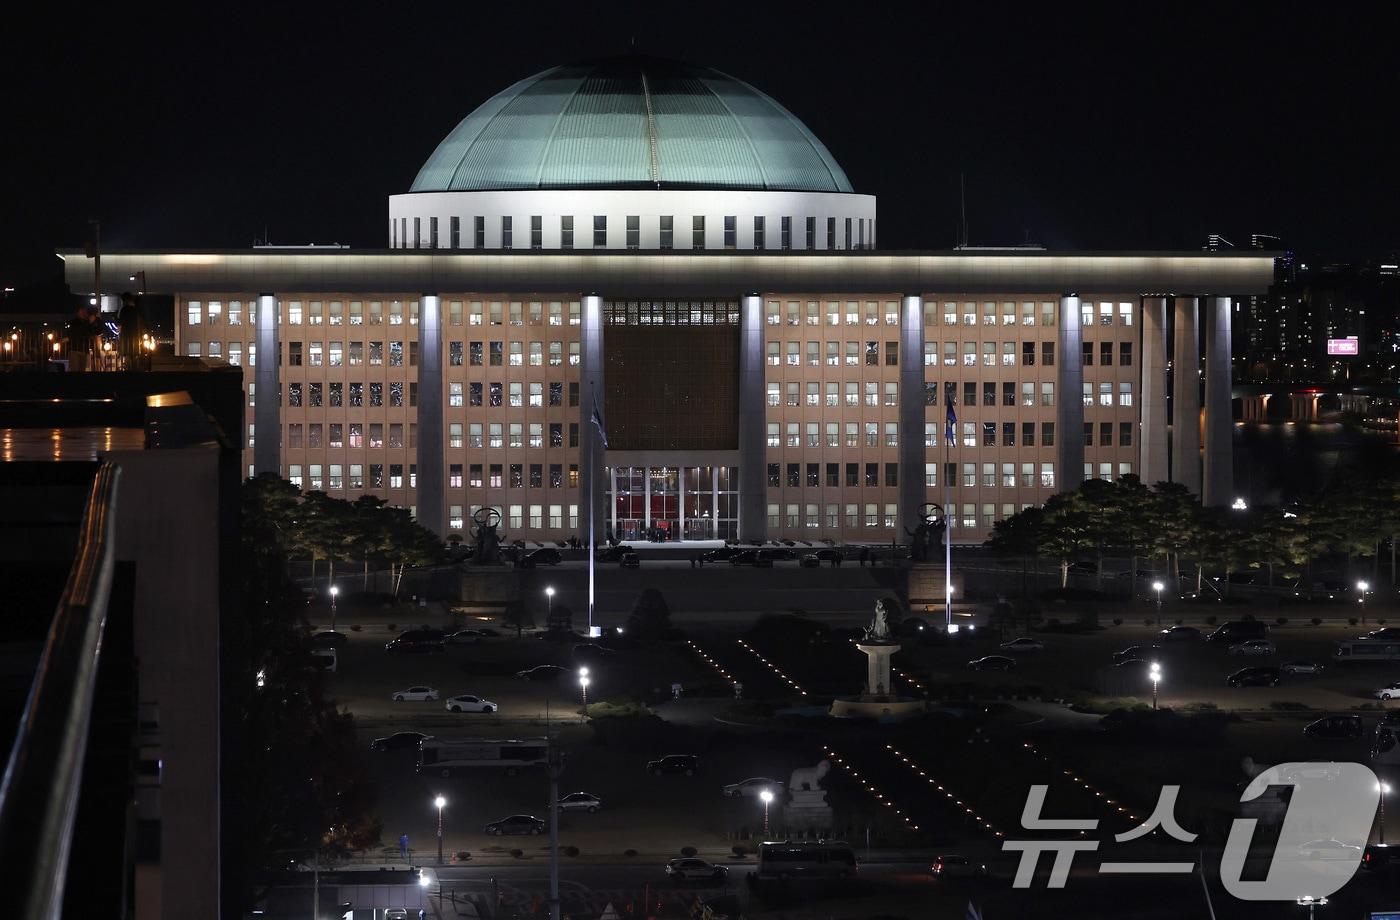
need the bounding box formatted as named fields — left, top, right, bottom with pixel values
left=967, top=656, right=1016, bottom=672
left=484, top=814, right=546, bottom=836
left=369, top=731, right=433, bottom=752
left=1159, top=626, right=1202, bottom=642
left=596, top=544, right=634, bottom=563
left=309, top=630, right=348, bottom=648
left=516, top=665, right=568, bottom=681
left=701, top=547, right=741, bottom=563
left=525, top=547, right=563, bottom=566
left=1227, top=666, right=1281, bottom=687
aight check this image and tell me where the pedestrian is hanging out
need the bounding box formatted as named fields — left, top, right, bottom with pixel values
left=859, top=547, right=869, bottom=567
left=399, top=833, right=410, bottom=860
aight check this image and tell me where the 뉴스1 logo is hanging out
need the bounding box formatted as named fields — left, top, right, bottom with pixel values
left=1004, top=761, right=1378, bottom=902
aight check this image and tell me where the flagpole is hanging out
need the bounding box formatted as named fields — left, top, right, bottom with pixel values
left=944, top=434, right=952, bottom=631
left=588, top=380, right=596, bottom=635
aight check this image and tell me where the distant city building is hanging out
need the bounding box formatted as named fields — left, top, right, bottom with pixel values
left=62, top=56, right=1273, bottom=543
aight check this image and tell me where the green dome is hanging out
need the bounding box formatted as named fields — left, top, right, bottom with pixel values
left=410, top=55, right=854, bottom=194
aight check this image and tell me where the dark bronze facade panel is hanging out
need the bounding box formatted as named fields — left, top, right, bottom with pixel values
left=603, top=300, right=738, bottom=451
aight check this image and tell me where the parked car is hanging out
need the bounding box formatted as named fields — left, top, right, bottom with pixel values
left=665, top=857, right=728, bottom=881
left=1281, top=660, right=1324, bottom=675
left=309, top=630, right=348, bottom=648
left=1303, top=715, right=1365, bottom=740
left=1000, top=637, right=1044, bottom=653
left=1228, top=639, right=1277, bottom=657
left=1109, top=657, right=1145, bottom=670
left=1112, top=645, right=1161, bottom=663
left=647, top=754, right=699, bottom=776
left=524, top=547, right=563, bottom=566
left=572, top=642, right=616, bottom=663
left=557, top=792, right=602, bottom=813
left=620, top=552, right=641, bottom=569
left=1375, top=681, right=1400, bottom=701
left=701, top=546, right=741, bottom=563
left=596, top=544, right=634, bottom=563
left=1159, top=625, right=1202, bottom=642
left=931, top=854, right=987, bottom=880
left=730, top=549, right=774, bottom=568
left=384, top=629, right=446, bottom=654
left=1365, top=628, right=1400, bottom=641
left=1227, top=666, right=1280, bottom=688
left=1296, top=838, right=1363, bottom=860
left=446, top=629, right=487, bottom=645
left=967, top=656, right=1016, bottom=672
left=1206, top=621, right=1270, bottom=645
left=722, top=777, right=784, bottom=799
left=765, top=547, right=798, bottom=561
left=484, top=814, right=546, bottom=836
left=1383, top=710, right=1400, bottom=727
left=370, top=731, right=432, bottom=752
left=812, top=547, right=844, bottom=564
left=445, top=694, right=497, bottom=713
left=391, top=686, right=439, bottom=702
left=1362, top=843, right=1398, bottom=871
left=799, top=553, right=821, bottom=569
left=516, top=665, right=568, bottom=681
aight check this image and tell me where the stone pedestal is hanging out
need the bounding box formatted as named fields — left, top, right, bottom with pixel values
left=829, top=638, right=927, bottom=721
left=857, top=641, right=897, bottom=700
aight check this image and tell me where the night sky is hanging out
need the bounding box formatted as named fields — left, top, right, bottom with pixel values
left=4, top=4, right=1398, bottom=287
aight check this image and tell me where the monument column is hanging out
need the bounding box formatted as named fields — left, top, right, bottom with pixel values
left=1056, top=294, right=1084, bottom=492
left=1171, top=296, right=1202, bottom=495
left=579, top=294, right=606, bottom=544
left=416, top=294, right=445, bottom=537
left=738, top=293, right=767, bottom=542
left=253, top=293, right=279, bottom=475
left=1203, top=296, right=1235, bottom=506
left=1139, top=296, right=1170, bottom=485
left=897, top=295, right=925, bottom=536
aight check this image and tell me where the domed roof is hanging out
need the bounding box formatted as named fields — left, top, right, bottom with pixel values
left=409, top=55, right=854, bottom=194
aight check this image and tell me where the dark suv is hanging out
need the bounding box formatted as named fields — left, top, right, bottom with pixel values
left=384, top=629, right=446, bottom=654
left=523, top=547, right=562, bottom=566
left=1227, top=666, right=1280, bottom=688
left=1303, top=715, right=1364, bottom=740
left=1206, top=621, right=1269, bottom=645
left=647, top=754, right=699, bottom=776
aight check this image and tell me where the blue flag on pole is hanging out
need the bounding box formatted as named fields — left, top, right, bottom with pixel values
left=591, top=403, right=609, bottom=450
left=945, top=400, right=957, bottom=443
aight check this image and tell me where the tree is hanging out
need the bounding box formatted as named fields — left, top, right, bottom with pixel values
left=627, top=589, right=673, bottom=638
left=1034, top=492, right=1096, bottom=588
left=987, top=505, right=1046, bottom=599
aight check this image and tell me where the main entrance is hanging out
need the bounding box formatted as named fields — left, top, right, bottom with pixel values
left=609, top=466, right=738, bottom=542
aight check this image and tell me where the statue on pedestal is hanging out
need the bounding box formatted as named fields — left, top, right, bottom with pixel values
left=865, top=600, right=892, bottom=642
left=470, top=507, right=505, bottom=565
left=905, top=502, right=946, bottom=563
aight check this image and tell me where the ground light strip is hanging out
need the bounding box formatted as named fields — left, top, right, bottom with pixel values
left=1020, top=741, right=1141, bottom=822
left=822, top=746, right=921, bottom=832
left=685, top=640, right=739, bottom=691
left=735, top=639, right=808, bottom=696
left=882, top=744, right=1005, bottom=838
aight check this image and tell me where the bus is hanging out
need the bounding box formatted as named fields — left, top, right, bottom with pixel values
left=1333, top=640, right=1400, bottom=663
left=755, top=842, right=859, bottom=881
left=417, top=738, right=549, bottom=777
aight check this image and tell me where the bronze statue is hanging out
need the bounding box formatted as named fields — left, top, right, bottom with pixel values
left=905, top=503, right=946, bottom=563
left=470, top=507, right=505, bottom=564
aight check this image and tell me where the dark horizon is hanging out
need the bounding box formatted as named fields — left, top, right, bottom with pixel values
left=4, top=4, right=1398, bottom=286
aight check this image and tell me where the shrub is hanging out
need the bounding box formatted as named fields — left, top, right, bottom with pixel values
left=1276, top=617, right=1288, bottom=626
left=732, top=845, right=749, bottom=858
left=1112, top=618, right=1123, bottom=626
left=680, top=846, right=698, bottom=857
left=564, top=846, right=580, bottom=858
left=1180, top=701, right=1219, bottom=712
left=1175, top=618, right=1185, bottom=626
left=623, top=849, right=638, bottom=858
left=1311, top=618, right=1323, bottom=627
left=1269, top=701, right=1312, bottom=711
left=1144, top=618, right=1154, bottom=627
left=455, top=850, right=471, bottom=861
left=1380, top=619, right=1389, bottom=626
left=350, top=624, right=362, bottom=632
left=510, top=848, right=524, bottom=859
left=1349, top=617, right=1360, bottom=626
left=387, top=623, right=396, bottom=631
left=1205, top=615, right=1218, bottom=626
left=627, top=589, right=673, bottom=639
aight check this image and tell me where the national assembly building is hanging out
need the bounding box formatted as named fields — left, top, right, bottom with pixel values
left=60, top=55, right=1275, bottom=545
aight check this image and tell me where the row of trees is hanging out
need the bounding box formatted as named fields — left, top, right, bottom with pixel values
left=244, top=473, right=443, bottom=593
left=987, top=473, right=1400, bottom=593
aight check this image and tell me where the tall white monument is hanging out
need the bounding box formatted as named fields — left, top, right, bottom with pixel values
left=830, top=600, right=927, bottom=721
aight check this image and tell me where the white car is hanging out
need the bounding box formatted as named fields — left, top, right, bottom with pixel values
left=1375, top=681, right=1400, bottom=701
left=1228, top=639, right=1277, bottom=657
left=391, top=686, right=439, bottom=702
left=445, top=694, right=497, bottom=713
left=1000, top=637, right=1044, bottom=653
left=1297, top=838, right=1363, bottom=860
left=557, top=792, right=602, bottom=812
left=722, top=777, right=785, bottom=799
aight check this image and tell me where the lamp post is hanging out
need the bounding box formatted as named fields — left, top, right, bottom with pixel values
left=434, top=795, right=446, bottom=865
left=329, top=584, right=339, bottom=632
left=1379, top=782, right=1392, bottom=845
left=578, top=667, right=590, bottom=720
left=1149, top=661, right=1161, bottom=710
left=546, top=586, right=555, bottom=627
left=759, top=788, right=774, bottom=839
left=1296, top=895, right=1327, bottom=920
left=1152, top=581, right=1164, bottom=627
left=1359, top=580, right=1370, bottom=626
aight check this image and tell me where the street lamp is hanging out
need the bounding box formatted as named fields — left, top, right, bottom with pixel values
left=329, top=585, right=339, bottom=632
left=1379, top=782, right=1392, bottom=845
left=578, top=667, right=590, bottom=719
left=1149, top=661, right=1162, bottom=710
left=545, top=586, right=555, bottom=626
left=434, top=795, right=446, bottom=865
left=1296, top=895, right=1327, bottom=920
left=1359, top=580, right=1371, bottom=625
left=1232, top=497, right=1248, bottom=511
left=1152, top=581, right=1165, bottom=627
left=759, top=788, right=774, bottom=838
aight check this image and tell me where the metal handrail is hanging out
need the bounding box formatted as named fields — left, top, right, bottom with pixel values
left=0, top=462, right=121, bottom=920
